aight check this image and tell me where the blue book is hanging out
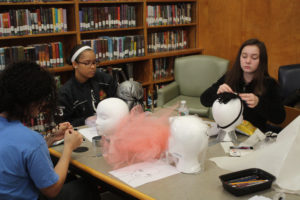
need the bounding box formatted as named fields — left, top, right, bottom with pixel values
left=0, top=48, right=4, bottom=71
left=79, top=10, right=83, bottom=31
left=58, top=42, right=63, bottom=67
left=101, top=36, right=113, bottom=60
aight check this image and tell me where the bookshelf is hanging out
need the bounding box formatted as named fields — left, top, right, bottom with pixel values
left=0, top=0, right=202, bottom=105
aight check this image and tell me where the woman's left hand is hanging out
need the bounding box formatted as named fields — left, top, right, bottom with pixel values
left=239, top=93, right=259, bottom=108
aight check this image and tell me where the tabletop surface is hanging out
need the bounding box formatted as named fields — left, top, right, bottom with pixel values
left=49, top=133, right=298, bottom=200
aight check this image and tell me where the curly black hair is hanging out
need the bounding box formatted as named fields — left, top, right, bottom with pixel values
left=0, top=61, right=57, bottom=122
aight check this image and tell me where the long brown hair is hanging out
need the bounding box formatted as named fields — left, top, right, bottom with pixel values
left=225, top=38, right=270, bottom=96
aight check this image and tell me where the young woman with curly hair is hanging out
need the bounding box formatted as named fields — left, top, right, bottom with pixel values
left=0, top=61, right=99, bottom=200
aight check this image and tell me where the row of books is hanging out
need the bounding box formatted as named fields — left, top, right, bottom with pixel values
left=148, top=30, right=188, bottom=53
left=147, top=3, right=192, bottom=26
left=0, top=0, right=61, bottom=2
left=79, top=5, right=136, bottom=31
left=101, top=63, right=134, bottom=84
left=153, top=57, right=174, bottom=81
left=0, top=8, right=67, bottom=37
left=81, top=35, right=144, bottom=62
left=80, top=0, right=123, bottom=1
left=0, top=42, right=64, bottom=70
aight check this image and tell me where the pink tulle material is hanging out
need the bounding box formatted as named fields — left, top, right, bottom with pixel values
left=102, top=106, right=174, bottom=169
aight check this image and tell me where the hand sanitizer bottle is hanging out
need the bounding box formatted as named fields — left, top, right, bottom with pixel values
left=178, top=100, right=189, bottom=116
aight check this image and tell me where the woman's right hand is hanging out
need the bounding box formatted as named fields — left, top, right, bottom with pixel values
left=63, top=129, right=83, bottom=151
left=217, top=83, right=234, bottom=94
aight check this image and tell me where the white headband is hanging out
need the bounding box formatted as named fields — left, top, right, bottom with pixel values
left=71, top=46, right=92, bottom=62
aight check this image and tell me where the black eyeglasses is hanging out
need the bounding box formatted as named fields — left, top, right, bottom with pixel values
left=77, top=61, right=97, bottom=67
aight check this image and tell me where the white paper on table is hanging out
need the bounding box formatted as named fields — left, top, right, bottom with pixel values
left=52, top=139, right=64, bottom=146
left=109, top=160, right=179, bottom=188
left=248, top=195, right=271, bottom=200
left=210, top=116, right=300, bottom=193
left=78, top=126, right=98, bottom=142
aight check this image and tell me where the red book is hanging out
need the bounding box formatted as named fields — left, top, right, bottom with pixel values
left=55, top=42, right=60, bottom=67
left=45, top=44, right=50, bottom=68
left=51, top=42, right=57, bottom=67
left=93, top=7, right=98, bottom=29
left=2, top=12, right=10, bottom=36
left=117, top=6, right=120, bottom=28
left=36, top=9, right=41, bottom=33
left=172, top=5, right=175, bottom=24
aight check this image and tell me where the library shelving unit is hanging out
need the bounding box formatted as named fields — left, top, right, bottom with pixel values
left=0, top=0, right=203, bottom=98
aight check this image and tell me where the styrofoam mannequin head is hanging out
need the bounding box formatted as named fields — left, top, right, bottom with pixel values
left=212, top=93, right=243, bottom=132
left=168, top=116, right=209, bottom=174
left=212, top=93, right=243, bottom=142
left=96, top=98, right=129, bottom=137
left=116, top=80, right=144, bottom=111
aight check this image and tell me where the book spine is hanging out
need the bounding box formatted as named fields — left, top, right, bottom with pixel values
left=58, top=42, right=63, bottom=67
left=46, top=8, right=51, bottom=33
left=48, top=44, right=53, bottom=67
left=0, top=48, right=4, bottom=71
left=90, top=7, right=95, bottom=30
left=52, top=8, right=56, bottom=32
left=55, top=42, right=59, bottom=66
left=97, top=7, right=102, bottom=29
left=94, top=7, right=98, bottom=30
left=51, top=42, right=57, bottom=67
left=79, top=10, right=83, bottom=31
left=41, top=44, right=46, bottom=67
left=45, top=44, right=50, bottom=68
left=1, top=13, right=8, bottom=36
left=63, top=8, right=67, bottom=31
left=55, top=8, right=59, bottom=32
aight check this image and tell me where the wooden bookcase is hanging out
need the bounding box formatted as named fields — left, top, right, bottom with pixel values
left=0, top=0, right=202, bottom=97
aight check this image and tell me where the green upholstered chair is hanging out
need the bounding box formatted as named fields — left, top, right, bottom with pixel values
left=157, top=55, right=229, bottom=118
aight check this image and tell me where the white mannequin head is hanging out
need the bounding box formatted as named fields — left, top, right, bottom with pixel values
left=96, top=98, right=129, bottom=137
left=212, top=93, right=243, bottom=142
left=212, top=93, right=243, bottom=132
left=168, top=116, right=209, bottom=174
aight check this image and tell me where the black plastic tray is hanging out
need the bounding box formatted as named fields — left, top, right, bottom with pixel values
left=219, top=168, right=276, bottom=196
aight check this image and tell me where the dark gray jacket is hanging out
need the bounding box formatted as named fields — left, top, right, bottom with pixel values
left=57, top=70, right=117, bottom=126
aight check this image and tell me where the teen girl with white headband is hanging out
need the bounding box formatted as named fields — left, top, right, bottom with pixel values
left=57, top=44, right=117, bottom=126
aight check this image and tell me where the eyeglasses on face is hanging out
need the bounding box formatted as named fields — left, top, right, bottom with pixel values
left=77, top=61, right=97, bottom=67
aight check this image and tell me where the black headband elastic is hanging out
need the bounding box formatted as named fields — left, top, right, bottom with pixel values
left=216, top=94, right=243, bottom=129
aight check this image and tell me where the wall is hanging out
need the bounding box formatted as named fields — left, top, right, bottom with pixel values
left=198, top=0, right=300, bottom=79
